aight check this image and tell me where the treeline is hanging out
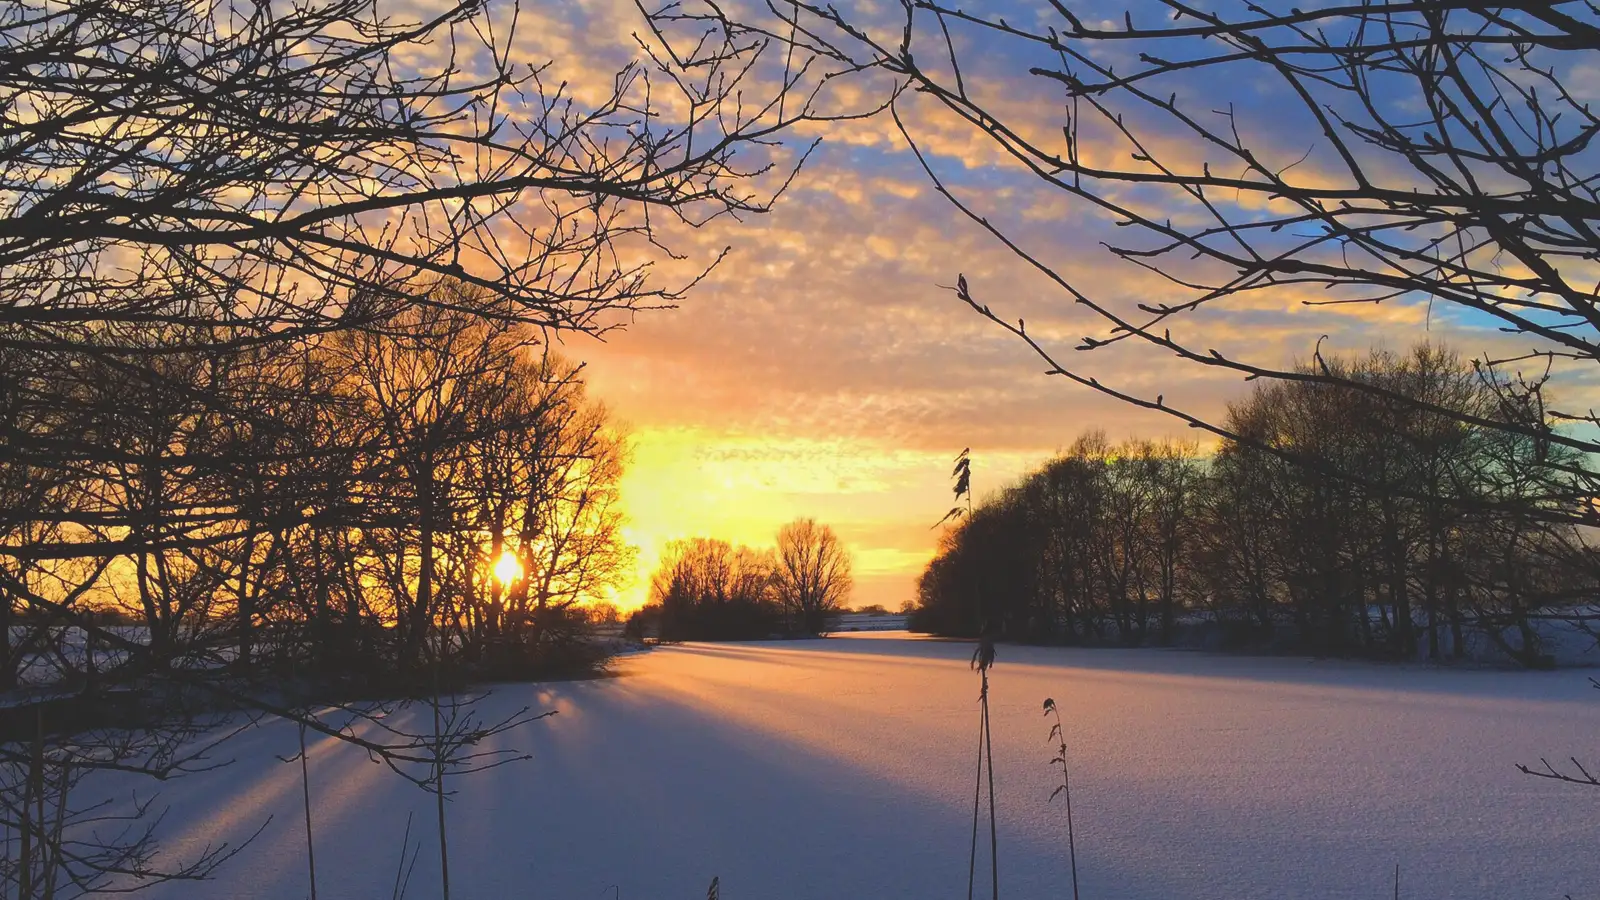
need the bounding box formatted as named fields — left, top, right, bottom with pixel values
left=1, top=284, right=630, bottom=690
left=913, top=345, right=1599, bottom=666
left=627, top=519, right=852, bottom=640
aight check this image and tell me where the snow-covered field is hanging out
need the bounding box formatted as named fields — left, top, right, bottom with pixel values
left=138, top=635, right=1600, bottom=900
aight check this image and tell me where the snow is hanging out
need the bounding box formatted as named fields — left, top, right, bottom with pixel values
left=134, top=635, right=1600, bottom=899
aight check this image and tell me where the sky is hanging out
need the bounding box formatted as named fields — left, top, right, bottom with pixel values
left=429, top=0, right=1589, bottom=610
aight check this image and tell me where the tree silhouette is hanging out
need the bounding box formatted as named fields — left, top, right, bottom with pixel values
left=773, top=518, right=853, bottom=635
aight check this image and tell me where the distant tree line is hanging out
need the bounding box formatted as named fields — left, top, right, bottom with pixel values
left=627, top=519, right=853, bottom=640
left=913, top=345, right=1600, bottom=667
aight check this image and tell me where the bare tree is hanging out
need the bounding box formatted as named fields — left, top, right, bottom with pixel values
left=773, top=518, right=853, bottom=635
left=0, top=0, right=866, bottom=889
left=717, top=0, right=1600, bottom=524
left=0, top=706, right=256, bottom=900
left=0, top=0, right=836, bottom=349
left=0, top=0, right=862, bottom=571
left=643, top=537, right=782, bottom=640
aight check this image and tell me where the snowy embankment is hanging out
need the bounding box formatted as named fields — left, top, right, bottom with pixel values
left=137, top=636, right=1600, bottom=900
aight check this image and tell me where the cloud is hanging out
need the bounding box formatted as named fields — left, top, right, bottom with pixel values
left=572, top=122, right=1569, bottom=606
left=393, top=0, right=1600, bottom=609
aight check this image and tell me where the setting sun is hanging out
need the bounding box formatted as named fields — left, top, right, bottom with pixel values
left=493, top=551, right=524, bottom=585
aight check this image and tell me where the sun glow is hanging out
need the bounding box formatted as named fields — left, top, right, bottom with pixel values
left=493, top=550, right=524, bottom=585
left=605, top=427, right=1050, bottom=612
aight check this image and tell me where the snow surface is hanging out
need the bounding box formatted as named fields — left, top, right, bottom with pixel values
left=135, top=635, right=1600, bottom=900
